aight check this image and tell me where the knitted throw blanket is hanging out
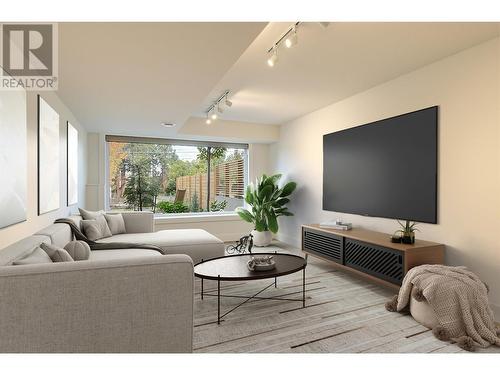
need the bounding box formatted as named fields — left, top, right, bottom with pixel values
left=387, top=264, right=500, bottom=351
left=55, top=218, right=166, bottom=255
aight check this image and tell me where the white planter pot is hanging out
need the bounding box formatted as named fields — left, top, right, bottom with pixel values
left=251, top=230, right=273, bottom=247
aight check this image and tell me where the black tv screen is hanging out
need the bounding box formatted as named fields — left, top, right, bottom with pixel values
left=323, top=106, right=438, bottom=223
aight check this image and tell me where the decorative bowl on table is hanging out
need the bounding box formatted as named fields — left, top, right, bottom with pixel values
left=247, top=255, right=276, bottom=271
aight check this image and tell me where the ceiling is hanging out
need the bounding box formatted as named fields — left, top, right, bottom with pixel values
left=200, top=22, right=500, bottom=125
left=57, top=22, right=500, bottom=137
left=57, top=22, right=267, bottom=137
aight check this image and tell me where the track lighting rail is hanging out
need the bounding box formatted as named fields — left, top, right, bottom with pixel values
left=267, top=22, right=300, bottom=53
left=205, top=90, right=232, bottom=124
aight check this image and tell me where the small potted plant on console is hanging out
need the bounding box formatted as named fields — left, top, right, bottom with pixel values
left=395, top=220, right=419, bottom=244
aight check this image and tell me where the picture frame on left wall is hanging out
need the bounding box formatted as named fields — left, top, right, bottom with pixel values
left=0, top=69, right=27, bottom=229
left=38, top=95, right=60, bottom=215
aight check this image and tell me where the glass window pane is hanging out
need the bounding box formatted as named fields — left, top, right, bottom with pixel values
left=211, top=148, right=246, bottom=212
left=107, top=141, right=247, bottom=214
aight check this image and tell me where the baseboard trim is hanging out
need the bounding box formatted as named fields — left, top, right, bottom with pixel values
left=276, top=233, right=301, bottom=249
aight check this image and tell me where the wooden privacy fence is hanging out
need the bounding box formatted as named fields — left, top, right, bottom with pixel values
left=176, top=159, right=245, bottom=208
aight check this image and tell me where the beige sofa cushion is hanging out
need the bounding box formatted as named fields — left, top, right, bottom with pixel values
left=36, top=223, right=73, bottom=248
left=0, top=235, right=51, bottom=266
left=104, top=213, right=126, bottom=235
left=89, top=249, right=162, bottom=261
left=98, top=229, right=224, bottom=264
left=13, top=247, right=53, bottom=265
left=81, top=216, right=112, bottom=241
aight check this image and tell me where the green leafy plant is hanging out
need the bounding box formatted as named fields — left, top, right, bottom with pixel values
left=210, top=200, right=227, bottom=212
left=395, top=220, right=419, bottom=238
left=157, top=201, right=189, bottom=214
left=236, top=174, right=297, bottom=234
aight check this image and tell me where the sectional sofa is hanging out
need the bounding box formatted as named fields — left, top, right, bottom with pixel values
left=0, top=211, right=225, bottom=352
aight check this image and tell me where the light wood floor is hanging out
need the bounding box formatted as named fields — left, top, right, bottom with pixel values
left=193, top=242, right=500, bottom=353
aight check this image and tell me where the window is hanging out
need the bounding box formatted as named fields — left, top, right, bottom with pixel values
left=106, top=136, right=247, bottom=214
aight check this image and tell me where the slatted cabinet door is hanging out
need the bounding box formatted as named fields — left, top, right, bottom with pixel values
left=302, top=227, right=344, bottom=264
left=344, top=239, right=404, bottom=285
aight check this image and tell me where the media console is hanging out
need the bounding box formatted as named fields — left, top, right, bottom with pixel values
left=302, top=224, right=445, bottom=289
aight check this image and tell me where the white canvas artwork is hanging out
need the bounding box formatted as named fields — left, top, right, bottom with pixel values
left=67, top=122, right=78, bottom=206
left=38, top=96, right=60, bottom=215
left=0, top=87, right=27, bottom=228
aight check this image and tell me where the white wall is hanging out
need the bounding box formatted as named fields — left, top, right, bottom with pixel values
left=179, top=117, right=279, bottom=144
left=248, top=143, right=271, bottom=182
left=0, top=91, right=87, bottom=249
left=270, top=38, right=500, bottom=316
left=85, top=133, right=105, bottom=211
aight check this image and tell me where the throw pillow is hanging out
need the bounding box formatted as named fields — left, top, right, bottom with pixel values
left=81, top=215, right=112, bottom=241
left=104, top=213, right=126, bottom=235
left=78, top=207, right=105, bottom=220
left=81, top=220, right=101, bottom=241
left=64, top=240, right=91, bottom=261
left=40, top=243, right=75, bottom=263
left=13, top=247, right=53, bottom=265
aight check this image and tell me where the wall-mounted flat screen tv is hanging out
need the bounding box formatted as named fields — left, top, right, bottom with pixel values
left=323, top=106, right=438, bottom=223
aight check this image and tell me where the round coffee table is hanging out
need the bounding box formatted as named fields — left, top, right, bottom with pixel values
left=194, top=253, right=307, bottom=324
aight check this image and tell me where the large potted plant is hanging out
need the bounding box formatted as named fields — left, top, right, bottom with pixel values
left=236, top=174, right=297, bottom=247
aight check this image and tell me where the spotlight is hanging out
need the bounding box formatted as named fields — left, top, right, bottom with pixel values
left=285, top=28, right=297, bottom=48
left=205, top=90, right=231, bottom=122
left=266, top=22, right=301, bottom=65
left=267, top=47, right=278, bottom=67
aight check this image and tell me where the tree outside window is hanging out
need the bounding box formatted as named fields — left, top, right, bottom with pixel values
left=108, top=141, right=246, bottom=214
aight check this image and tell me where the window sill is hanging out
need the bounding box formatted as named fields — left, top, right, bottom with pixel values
left=154, top=212, right=241, bottom=224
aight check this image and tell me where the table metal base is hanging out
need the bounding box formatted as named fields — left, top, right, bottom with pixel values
left=200, top=268, right=306, bottom=324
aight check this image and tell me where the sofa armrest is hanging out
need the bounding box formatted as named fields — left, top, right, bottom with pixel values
left=120, top=211, right=154, bottom=233
left=0, top=254, right=194, bottom=352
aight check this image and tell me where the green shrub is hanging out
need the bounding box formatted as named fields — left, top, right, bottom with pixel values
left=190, top=192, right=201, bottom=212
left=157, top=201, right=189, bottom=214
left=210, top=200, right=227, bottom=212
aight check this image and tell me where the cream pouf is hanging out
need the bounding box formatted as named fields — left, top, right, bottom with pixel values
left=409, top=289, right=439, bottom=329
left=64, top=241, right=91, bottom=261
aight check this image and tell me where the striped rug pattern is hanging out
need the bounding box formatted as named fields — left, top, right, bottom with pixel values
left=193, top=244, right=500, bottom=353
